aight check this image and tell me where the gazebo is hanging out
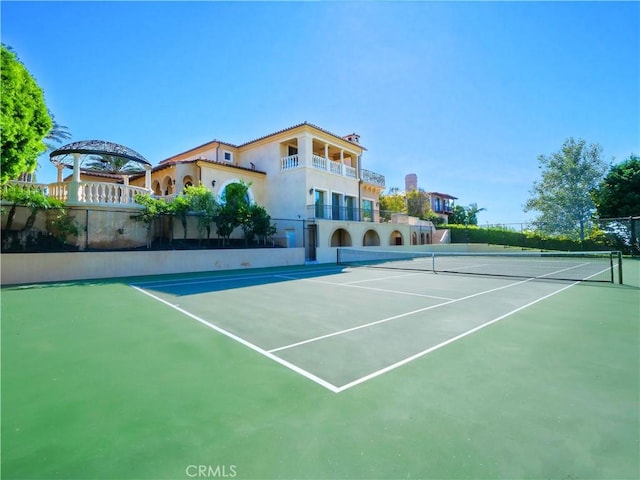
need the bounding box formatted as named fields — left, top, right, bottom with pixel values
left=49, top=140, right=153, bottom=206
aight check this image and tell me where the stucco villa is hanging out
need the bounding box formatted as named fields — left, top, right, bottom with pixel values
left=4, top=122, right=441, bottom=268
left=111, top=122, right=435, bottom=262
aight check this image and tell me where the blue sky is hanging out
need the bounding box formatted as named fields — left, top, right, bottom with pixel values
left=2, top=1, right=638, bottom=225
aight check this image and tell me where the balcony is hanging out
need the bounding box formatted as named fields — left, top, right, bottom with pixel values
left=280, top=153, right=357, bottom=180
left=361, top=169, right=385, bottom=188
left=3, top=180, right=149, bottom=208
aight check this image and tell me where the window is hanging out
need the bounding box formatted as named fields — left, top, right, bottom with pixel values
left=362, top=199, right=374, bottom=222
left=223, top=151, right=233, bottom=163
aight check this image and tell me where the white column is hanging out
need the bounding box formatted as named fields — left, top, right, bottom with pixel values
left=298, top=134, right=313, bottom=166
left=144, top=165, right=152, bottom=191
left=67, top=153, right=81, bottom=203
left=324, top=143, right=329, bottom=160
left=72, top=153, right=81, bottom=182
left=56, top=164, right=65, bottom=183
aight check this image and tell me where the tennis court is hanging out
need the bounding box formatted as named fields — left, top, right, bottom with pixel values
left=2, top=251, right=639, bottom=479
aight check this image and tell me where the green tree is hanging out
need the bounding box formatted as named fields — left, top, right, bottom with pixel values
left=84, top=154, right=142, bottom=174
left=379, top=191, right=406, bottom=213
left=169, top=192, right=193, bottom=240
left=132, top=194, right=171, bottom=248
left=1, top=45, right=52, bottom=184
left=43, top=112, right=72, bottom=152
left=591, top=154, right=640, bottom=218
left=217, top=181, right=251, bottom=246
left=244, top=204, right=276, bottom=245
left=524, top=137, right=609, bottom=241
left=449, top=205, right=468, bottom=225
left=406, top=188, right=431, bottom=219
left=187, top=185, right=218, bottom=245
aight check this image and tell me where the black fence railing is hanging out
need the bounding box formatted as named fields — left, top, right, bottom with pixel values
left=308, top=204, right=373, bottom=222
left=307, top=205, right=416, bottom=223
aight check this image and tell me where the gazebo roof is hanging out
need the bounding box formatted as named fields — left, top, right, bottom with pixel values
left=49, top=140, right=151, bottom=172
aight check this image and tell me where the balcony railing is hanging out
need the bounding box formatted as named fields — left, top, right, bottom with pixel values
left=3, top=180, right=149, bottom=208
left=280, top=155, right=380, bottom=183
left=281, top=154, right=299, bottom=171
left=361, top=169, right=385, bottom=187
left=308, top=205, right=385, bottom=222
left=306, top=206, right=425, bottom=225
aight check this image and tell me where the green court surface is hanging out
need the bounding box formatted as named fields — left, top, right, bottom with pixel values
left=2, top=259, right=639, bottom=479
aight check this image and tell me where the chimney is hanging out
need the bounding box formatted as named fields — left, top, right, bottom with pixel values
left=344, top=133, right=360, bottom=144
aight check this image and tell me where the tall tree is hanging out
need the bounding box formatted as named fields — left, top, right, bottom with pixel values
left=591, top=154, right=640, bottom=218
left=44, top=112, right=71, bottom=152
left=84, top=154, right=142, bottom=174
left=406, top=188, right=431, bottom=219
left=1, top=44, right=52, bottom=184
left=524, top=137, right=609, bottom=241
left=379, top=190, right=406, bottom=221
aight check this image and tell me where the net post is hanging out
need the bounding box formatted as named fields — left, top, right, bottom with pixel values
left=609, top=253, right=614, bottom=284
left=336, top=248, right=341, bottom=266
left=432, top=252, right=436, bottom=273
left=617, top=251, right=623, bottom=284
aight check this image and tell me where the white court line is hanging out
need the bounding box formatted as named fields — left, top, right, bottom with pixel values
left=130, top=285, right=341, bottom=393
left=131, top=261, right=600, bottom=395
left=335, top=265, right=609, bottom=393
left=268, top=277, right=532, bottom=353
left=274, top=274, right=455, bottom=301
left=268, top=262, right=592, bottom=354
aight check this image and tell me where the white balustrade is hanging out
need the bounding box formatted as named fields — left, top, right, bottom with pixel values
left=312, top=154, right=327, bottom=170
left=329, top=161, right=342, bottom=175
left=280, top=154, right=299, bottom=170
left=345, top=166, right=357, bottom=179
left=62, top=181, right=148, bottom=206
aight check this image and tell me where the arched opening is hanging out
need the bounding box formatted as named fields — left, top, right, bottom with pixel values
left=411, top=232, right=418, bottom=245
left=331, top=228, right=352, bottom=247
left=161, top=175, right=174, bottom=196
left=218, top=178, right=255, bottom=204
left=363, top=229, right=381, bottom=246
left=420, top=232, right=426, bottom=245
left=152, top=180, right=161, bottom=196
left=182, top=175, right=194, bottom=190
left=390, top=230, right=404, bottom=246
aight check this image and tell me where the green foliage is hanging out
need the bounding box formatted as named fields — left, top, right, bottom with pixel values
left=1, top=184, right=63, bottom=230
left=243, top=204, right=277, bottom=244
left=449, top=205, right=467, bottom=225
left=218, top=181, right=251, bottom=245
left=444, top=224, right=613, bottom=251
left=525, top=137, right=609, bottom=240
left=422, top=211, right=446, bottom=226
left=132, top=194, right=171, bottom=248
left=1, top=184, right=76, bottom=250
left=1, top=45, right=53, bottom=184
left=168, top=193, right=192, bottom=240
left=185, top=185, right=218, bottom=244
left=406, top=188, right=431, bottom=219
left=379, top=192, right=406, bottom=216
left=449, top=203, right=485, bottom=225
left=46, top=209, right=81, bottom=244
left=84, top=154, right=141, bottom=174
left=591, top=154, right=640, bottom=218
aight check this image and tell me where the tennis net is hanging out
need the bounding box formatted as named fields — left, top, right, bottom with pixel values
left=336, top=248, right=623, bottom=283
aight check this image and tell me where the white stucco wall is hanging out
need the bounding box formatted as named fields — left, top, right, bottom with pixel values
left=1, top=248, right=306, bottom=285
